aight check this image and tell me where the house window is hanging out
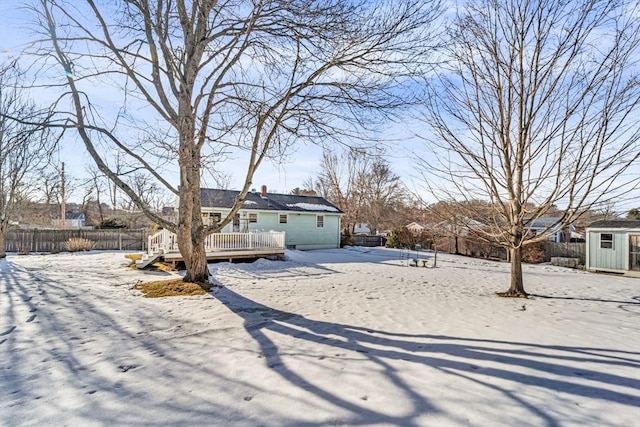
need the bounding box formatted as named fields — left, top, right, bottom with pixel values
left=317, top=215, right=324, bottom=228
left=249, top=213, right=258, bottom=223
left=279, top=214, right=288, bottom=224
left=202, top=212, right=222, bottom=226
left=600, top=233, right=613, bottom=249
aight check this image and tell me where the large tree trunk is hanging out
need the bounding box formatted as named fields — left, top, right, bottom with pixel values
left=501, top=246, right=527, bottom=297
left=176, top=194, right=210, bottom=285
left=0, top=227, right=6, bottom=259
left=175, top=127, right=210, bottom=286
left=181, top=235, right=210, bottom=285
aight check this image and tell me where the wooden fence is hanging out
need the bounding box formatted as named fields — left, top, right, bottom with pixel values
left=351, top=235, right=387, bottom=247
left=542, top=241, right=586, bottom=264
left=4, top=229, right=148, bottom=253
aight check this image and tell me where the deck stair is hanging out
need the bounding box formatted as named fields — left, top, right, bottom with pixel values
left=135, top=251, right=162, bottom=269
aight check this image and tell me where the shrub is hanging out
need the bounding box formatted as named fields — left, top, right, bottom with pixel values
left=99, top=218, right=127, bottom=229
left=386, top=227, right=432, bottom=249
left=523, top=242, right=545, bottom=263
left=65, top=238, right=96, bottom=252
left=340, top=232, right=354, bottom=247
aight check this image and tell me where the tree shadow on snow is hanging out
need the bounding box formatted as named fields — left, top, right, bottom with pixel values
left=214, top=285, right=640, bottom=427
left=0, top=259, right=261, bottom=425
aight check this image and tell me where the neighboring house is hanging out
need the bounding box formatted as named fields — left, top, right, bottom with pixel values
left=200, top=186, right=343, bottom=250
left=353, top=223, right=371, bottom=235
left=526, top=217, right=574, bottom=243
left=585, top=220, right=640, bottom=276
left=406, top=222, right=427, bottom=235
left=52, top=212, right=86, bottom=229
left=436, top=216, right=486, bottom=237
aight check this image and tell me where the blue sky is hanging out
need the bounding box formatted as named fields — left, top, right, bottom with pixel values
left=0, top=0, right=424, bottom=199
left=1, top=0, right=637, bottom=214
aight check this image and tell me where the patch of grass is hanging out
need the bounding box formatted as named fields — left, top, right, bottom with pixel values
left=135, top=278, right=211, bottom=298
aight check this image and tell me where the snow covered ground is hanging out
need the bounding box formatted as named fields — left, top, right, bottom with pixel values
left=1, top=247, right=639, bottom=426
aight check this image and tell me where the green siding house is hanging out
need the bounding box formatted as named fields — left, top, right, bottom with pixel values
left=200, top=187, right=343, bottom=250
left=585, top=220, right=640, bottom=276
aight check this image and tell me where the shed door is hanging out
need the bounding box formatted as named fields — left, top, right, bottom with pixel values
left=631, top=235, right=640, bottom=272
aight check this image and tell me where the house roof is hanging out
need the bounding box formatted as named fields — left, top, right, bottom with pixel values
left=526, top=217, right=563, bottom=228
left=65, top=212, right=85, bottom=220
left=406, top=222, right=426, bottom=228
left=587, top=220, right=640, bottom=229
left=200, top=188, right=343, bottom=214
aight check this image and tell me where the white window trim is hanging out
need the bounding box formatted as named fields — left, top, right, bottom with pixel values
left=279, top=213, right=288, bottom=224
left=600, top=233, right=614, bottom=249
left=316, top=214, right=324, bottom=228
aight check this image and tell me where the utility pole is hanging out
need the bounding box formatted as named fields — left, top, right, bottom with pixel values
left=61, top=162, right=66, bottom=229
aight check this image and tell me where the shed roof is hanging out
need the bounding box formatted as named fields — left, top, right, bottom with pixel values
left=200, top=188, right=343, bottom=214
left=587, top=220, right=640, bottom=229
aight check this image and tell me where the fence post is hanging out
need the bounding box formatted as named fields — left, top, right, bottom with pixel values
left=118, top=229, right=122, bottom=251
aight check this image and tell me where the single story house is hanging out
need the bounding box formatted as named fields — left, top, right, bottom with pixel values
left=585, top=220, right=640, bottom=276
left=436, top=216, right=486, bottom=237
left=51, top=212, right=87, bottom=229
left=353, top=223, right=372, bottom=235
left=200, top=186, right=343, bottom=250
left=525, top=217, right=574, bottom=243
left=406, top=222, right=427, bottom=235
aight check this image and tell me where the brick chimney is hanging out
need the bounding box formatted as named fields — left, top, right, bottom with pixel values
left=261, top=185, right=267, bottom=198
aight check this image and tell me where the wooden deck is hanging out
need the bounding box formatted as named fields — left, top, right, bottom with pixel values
left=137, top=230, right=286, bottom=268
left=162, top=248, right=285, bottom=267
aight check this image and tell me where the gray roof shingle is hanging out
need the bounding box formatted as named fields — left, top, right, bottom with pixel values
left=200, top=188, right=343, bottom=214
left=587, top=220, right=640, bottom=229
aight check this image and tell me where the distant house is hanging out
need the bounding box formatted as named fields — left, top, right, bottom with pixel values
left=353, top=223, right=371, bottom=235
left=200, top=186, right=343, bottom=250
left=526, top=217, right=574, bottom=243
left=586, top=220, right=640, bottom=276
left=52, top=212, right=86, bottom=229
left=406, top=222, right=427, bottom=235
left=436, top=216, right=486, bottom=237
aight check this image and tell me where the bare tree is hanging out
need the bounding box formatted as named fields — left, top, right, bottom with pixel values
left=32, top=0, right=441, bottom=284
left=362, top=159, right=405, bottom=235
left=82, top=164, right=107, bottom=223
left=307, top=148, right=405, bottom=236
left=306, top=149, right=369, bottom=236
left=118, top=172, right=169, bottom=213
left=35, top=165, right=75, bottom=206
left=418, top=0, right=640, bottom=296
left=0, top=61, right=55, bottom=258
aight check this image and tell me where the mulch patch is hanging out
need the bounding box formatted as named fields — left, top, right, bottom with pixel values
left=135, top=278, right=211, bottom=298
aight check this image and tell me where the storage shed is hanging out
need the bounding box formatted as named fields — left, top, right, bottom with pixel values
left=585, top=220, right=640, bottom=276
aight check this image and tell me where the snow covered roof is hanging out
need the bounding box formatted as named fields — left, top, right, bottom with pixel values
left=201, top=188, right=343, bottom=214
left=286, top=203, right=339, bottom=212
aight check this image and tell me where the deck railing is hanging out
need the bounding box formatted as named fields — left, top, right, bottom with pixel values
left=147, top=229, right=285, bottom=254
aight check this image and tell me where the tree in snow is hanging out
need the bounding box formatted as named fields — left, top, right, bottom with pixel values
left=418, top=0, right=640, bottom=296
left=307, top=148, right=405, bottom=236
left=0, top=61, right=56, bottom=258
left=33, top=0, right=441, bottom=284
